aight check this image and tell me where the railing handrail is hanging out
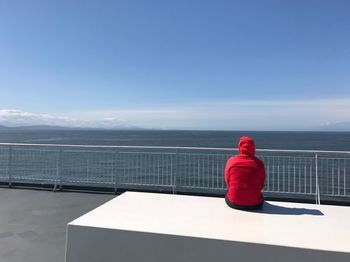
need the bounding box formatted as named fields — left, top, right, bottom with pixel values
left=0, top=142, right=349, bottom=154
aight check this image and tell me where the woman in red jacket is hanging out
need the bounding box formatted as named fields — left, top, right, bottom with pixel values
left=224, top=136, right=265, bottom=210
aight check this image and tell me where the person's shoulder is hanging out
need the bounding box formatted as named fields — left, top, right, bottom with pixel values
left=226, top=155, right=239, bottom=164
left=226, top=156, right=236, bottom=162
left=255, top=157, right=265, bottom=166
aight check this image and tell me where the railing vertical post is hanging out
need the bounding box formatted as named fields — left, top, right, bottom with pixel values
left=86, top=159, right=89, bottom=182
left=8, top=146, right=12, bottom=188
left=59, top=149, right=63, bottom=191
left=54, top=151, right=58, bottom=191
left=315, top=153, right=320, bottom=205
left=54, top=149, right=63, bottom=192
left=114, top=151, right=119, bottom=194
left=172, top=151, right=178, bottom=194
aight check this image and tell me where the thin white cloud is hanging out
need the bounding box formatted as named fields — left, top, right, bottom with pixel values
left=1, top=98, right=350, bottom=130
left=65, top=98, right=350, bottom=130
left=0, top=109, right=130, bottom=128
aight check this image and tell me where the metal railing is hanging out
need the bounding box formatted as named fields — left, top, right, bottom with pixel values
left=0, top=143, right=349, bottom=204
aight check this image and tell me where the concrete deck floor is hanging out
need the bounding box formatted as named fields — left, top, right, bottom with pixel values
left=0, top=188, right=114, bottom=262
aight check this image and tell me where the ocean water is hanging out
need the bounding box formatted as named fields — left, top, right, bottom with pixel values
left=0, top=129, right=349, bottom=151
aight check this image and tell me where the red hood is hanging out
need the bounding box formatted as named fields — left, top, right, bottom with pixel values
left=238, top=136, right=255, bottom=157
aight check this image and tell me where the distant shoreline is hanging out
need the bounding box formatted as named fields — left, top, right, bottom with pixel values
left=0, top=125, right=349, bottom=133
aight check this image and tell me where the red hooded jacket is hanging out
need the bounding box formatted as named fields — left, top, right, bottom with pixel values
left=225, top=136, right=265, bottom=207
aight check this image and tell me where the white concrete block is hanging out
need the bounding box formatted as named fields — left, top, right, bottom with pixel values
left=65, top=192, right=350, bottom=262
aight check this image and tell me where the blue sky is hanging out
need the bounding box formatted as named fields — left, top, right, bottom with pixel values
left=0, top=0, right=349, bottom=130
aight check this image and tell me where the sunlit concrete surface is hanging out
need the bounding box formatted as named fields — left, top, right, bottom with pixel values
left=0, top=188, right=114, bottom=262
left=67, top=192, right=350, bottom=262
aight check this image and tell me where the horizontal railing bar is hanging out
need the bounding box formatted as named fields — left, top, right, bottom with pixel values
left=119, top=151, right=176, bottom=155
left=0, top=143, right=349, bottom=154
left=63, top=149, right=116, bottom=154
left=10, top=148, right=59, bottom=153
left=319, top=157, right=350, bottom=160
left=259, top=156, right=315, bottom=159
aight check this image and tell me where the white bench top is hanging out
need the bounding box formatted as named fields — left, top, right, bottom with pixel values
left=69, top=192, right=350, bottom=253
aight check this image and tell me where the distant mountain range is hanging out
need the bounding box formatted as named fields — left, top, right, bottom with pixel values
left=0, top=125, right=82, bottom=130
left=0, top=124, right=144, bottom=131
left=0, top=123, right=349, bottom=132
